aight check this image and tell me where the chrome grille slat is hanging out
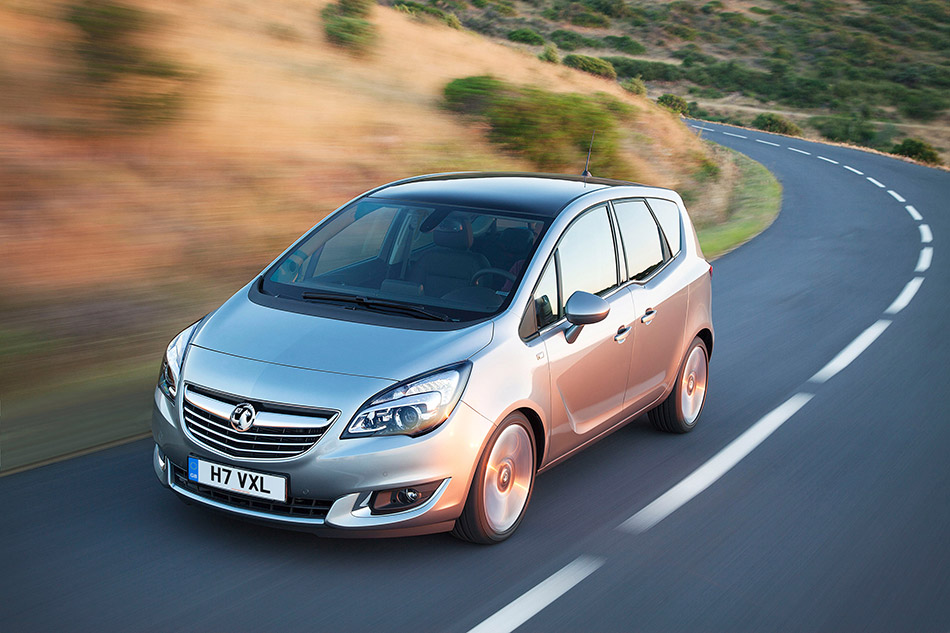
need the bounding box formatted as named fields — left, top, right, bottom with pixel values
left=182, top=384, right=337, bottom=461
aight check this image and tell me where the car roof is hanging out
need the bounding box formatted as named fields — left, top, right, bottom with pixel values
left=367, top=172, right=659, bottom=217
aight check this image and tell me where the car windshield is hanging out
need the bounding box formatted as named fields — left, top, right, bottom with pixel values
left=261, top=198, right=549, bottom=322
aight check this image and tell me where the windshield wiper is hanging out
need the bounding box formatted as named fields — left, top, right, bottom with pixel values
left=300, top=291, right=451, bottom=321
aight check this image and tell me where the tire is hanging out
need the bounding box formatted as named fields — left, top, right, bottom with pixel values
left=452, top=412, right=536, bottom=544
left=649, top=336, right=709, bottom=434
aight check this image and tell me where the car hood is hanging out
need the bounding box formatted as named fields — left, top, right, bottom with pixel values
left=191, top=289, right=494, bottom=381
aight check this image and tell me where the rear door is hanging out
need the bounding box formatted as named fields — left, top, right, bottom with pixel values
left=612, top=198, right=688, bottom=410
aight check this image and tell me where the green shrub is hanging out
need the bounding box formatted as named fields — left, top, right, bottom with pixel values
left=603, top=35, right=645, bottom=54
left=442, top=76, right=632, bottom=177
left=657, top=93, right=689, bottom=113
left=65, top=0, right=148, bottom=80
left=620, top=76, right=647, bottom=96
left=686, top=101, right=709, bottom=118
left=582, top=0, right=628, bottom=18
left=508, top=28, right=545, bottom=45
left=550, top=29, right=603, bottom=51
left=603, top=57, right=683, bottom=81
left=563, top=54, right=617, bottom=79
left=338, top=0, right=375, bottom=18
left=751, top=113, right=802, bottom=136
left=444, top=75, right=504, bottom=114
left=564, top=3, right=611, bottom=27
left=393, top=1, right=459, bottom=27
left=539, top=44, right=560, bottom=64
left=891, top=138, right=942, bottom=164
left=323, top=5, right=376, bottom=54
left=808, top=115, right=876, bottom=144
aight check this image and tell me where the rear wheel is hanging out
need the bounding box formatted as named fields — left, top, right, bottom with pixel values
left=453, top=412, right=536, bottom=544
left=649, top=337, right=709, bottom=433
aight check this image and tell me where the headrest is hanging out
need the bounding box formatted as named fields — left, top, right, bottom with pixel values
left=500, top=227, right=534, bottom=255
left=433, top=217, right=473, bottom=250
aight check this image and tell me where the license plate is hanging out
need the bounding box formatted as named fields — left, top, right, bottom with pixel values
left=188, top=456, right=287, bottom=503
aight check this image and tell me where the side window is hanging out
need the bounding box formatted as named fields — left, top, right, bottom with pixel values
left=648, top=198, right=682, bottom=256
left=614, top=200, right=665, bottom=281
left=557, top=206, right=618, bottom=304
left=534, top=258, right=559, bottom=329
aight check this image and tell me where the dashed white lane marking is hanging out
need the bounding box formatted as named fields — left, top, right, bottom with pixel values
left=844, top=165, right=864, bottom=175
left=723, top=131, right=747, bottom=138
left=906, top=205, right=923, bottom=221
left=692, top=125, right=715, bottom=131
left=818, top=156, right=839, bottom=164
left=619, top=393, right=815, bottom=534
left=789, top=147, right=811, bottom=155
left=867, top=177, right=886, bottom=188
left=919, top=224, right=933, bottom=243
left=888, top=190, right=907, bottom=203
left=810, top=320, right=892, bottom=384
left=915, top=247, right=933, bottom=273
left=755, top=138, right=780, bottom=147
left=466, top=557, right=605, bottom=633
left=885, top=277, right=926, bottom=316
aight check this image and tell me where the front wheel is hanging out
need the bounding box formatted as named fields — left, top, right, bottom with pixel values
left=649, top=337, right=709, bottom=433
left=453, top=412, right=536, bottom=544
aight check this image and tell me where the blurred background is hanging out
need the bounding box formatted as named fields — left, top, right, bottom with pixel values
left=4, top=0, right=814, bottom=473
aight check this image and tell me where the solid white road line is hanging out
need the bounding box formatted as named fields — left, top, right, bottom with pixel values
left=723, top=131, right=747, bottom=138
left=466, top=557, right=605, bottom=633
left=885, top=277, right=925, bottom=315
left=867, top=177, right=886, bottom=188
left=919, top=224, right=933, bottom=243
left=906, top=205, right=923, bottom=221
left=817, top=156, right=839, bottom=164
left=887, top=190, right=907, bottom=203
left=844, top=165, right=864, bottom=175
left=915, top=247, right=933, bottom=273
left=756, top=139, right=780, bottom=147
left=788, top=147, right=811, bottom=155
left=619, top=393, right=814, bottom=534
left=810, top=320, right=892, bottom=383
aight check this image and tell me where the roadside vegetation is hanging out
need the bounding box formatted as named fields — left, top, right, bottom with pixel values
left=1, top=0, right=780, bottom=473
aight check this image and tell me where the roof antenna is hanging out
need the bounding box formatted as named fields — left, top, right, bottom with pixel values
left=582, top=131, right=596, bottom=183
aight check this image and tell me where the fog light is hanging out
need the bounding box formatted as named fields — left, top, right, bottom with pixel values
left=369, top=480, right=442, bottom=515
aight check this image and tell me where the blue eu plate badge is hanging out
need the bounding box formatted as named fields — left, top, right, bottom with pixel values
left=188, top=456, right=199, bottom=481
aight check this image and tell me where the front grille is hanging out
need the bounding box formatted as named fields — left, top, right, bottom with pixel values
left=171, top=463, right=332, bottom=519
left=182, top=384, right=338, bottom=461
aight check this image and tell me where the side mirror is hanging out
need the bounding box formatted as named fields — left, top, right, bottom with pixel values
left=564, top=291, right=610, bottom=343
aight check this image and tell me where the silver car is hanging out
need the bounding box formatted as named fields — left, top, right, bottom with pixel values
left=152, top=172, right=713, bottom=543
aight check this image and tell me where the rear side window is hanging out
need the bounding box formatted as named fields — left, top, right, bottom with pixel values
left=613, top=200, right=665, bottom=281
left=648, top=198, right=682, bottom=256
left=557, top=206, right=618, bottom=301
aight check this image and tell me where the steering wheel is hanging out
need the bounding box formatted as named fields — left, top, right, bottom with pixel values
left=472, top=268, right=517, bottom=285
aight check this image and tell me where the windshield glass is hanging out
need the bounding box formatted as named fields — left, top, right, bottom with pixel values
left=261, top=198, right=549, bottom=322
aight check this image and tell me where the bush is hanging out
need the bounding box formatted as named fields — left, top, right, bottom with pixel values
left=563, top=55, right=617, bottom=80
left=338, top=0, right=375, bottom=18
left=657, top=93, right=689, bottom=113
left=538, top=44, right=560, bottom=64
left=393, top=1, right=459, bottom=28
left=751, top=113, right=802, bottom=136
left=442, top=76, right=633, bottom=177
left=620, top=76, right=647, bottom=96
left=564, top=3, right=611, bottom=27
left=603, top=35, right=645, bottom=55
left=323, top=6, right=376, bottom=54
left=808, top=115, right=876, bottom=145
left=891, top=138, right=942, bottom=164
left=65, top=0, right=148, bottom=80
left=550, top=29, right=602, bottom=51
left=508, top=28, right=545, bottom=45
left=603, top=57, right=683, bottom=81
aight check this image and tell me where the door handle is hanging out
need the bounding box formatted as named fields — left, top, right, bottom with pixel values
left=614, top=325, right=631, bottom=343
left=641, top=308, right=657, bottom=325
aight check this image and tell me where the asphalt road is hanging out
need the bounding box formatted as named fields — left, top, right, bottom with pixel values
left=2, top=122, right=948, bottom=632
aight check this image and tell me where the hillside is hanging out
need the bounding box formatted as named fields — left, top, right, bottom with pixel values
left=0, top=0, right=784, bottom=470
left=438, top=0, right=950, bottom=161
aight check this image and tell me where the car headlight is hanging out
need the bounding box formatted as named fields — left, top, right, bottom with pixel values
left=343, top=362, right=472, bottom=438
left=158, top=321, right=200, bottom=400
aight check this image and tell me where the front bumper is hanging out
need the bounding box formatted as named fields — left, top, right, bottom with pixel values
left=152, top=386, right=494, bottom=536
